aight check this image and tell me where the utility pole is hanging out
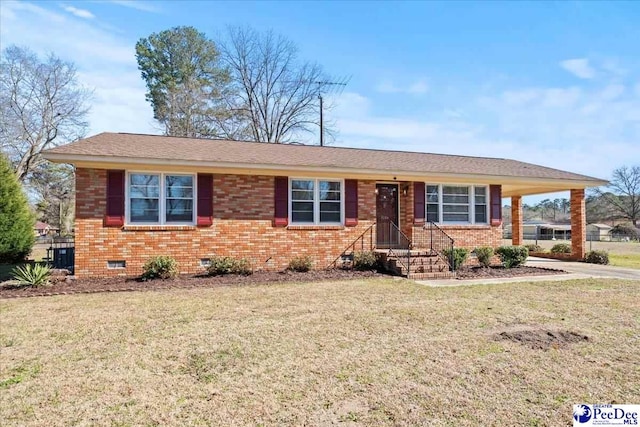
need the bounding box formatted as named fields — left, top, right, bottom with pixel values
left=314, top=79, right=348, bottom=146
left=319, top=93, right=324, bottom=146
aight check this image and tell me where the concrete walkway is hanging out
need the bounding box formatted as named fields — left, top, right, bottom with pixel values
left=526, top=256, right=640, bottom=280
left=416, top=256, right=639, bottom=287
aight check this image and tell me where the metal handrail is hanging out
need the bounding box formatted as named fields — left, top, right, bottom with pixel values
left=385, top=221, right=412, bottom=277
left=329, top=223, right=376, bottom=269
left=424, top=222, right=456, bottom=271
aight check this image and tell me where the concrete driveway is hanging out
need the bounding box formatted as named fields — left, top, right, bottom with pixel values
left=526, top=256, right=640, bottom=281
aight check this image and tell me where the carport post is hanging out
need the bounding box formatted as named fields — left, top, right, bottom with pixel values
left=570, top=189, right=587, bottom=260
left=511, top=196, right=523, bottom=246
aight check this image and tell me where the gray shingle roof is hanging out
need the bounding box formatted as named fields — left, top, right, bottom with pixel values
left=44, top=132, right=605, bottom=184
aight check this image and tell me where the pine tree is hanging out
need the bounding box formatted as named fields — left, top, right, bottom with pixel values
left=0, top=154, right=35, bottom=263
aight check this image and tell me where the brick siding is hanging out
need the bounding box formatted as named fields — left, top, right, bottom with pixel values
left=74, top=168, right=503, bottom=277
left=75, top=168, right=379, bottom=277
left=409, top=224, right=503, bottom=250
left=570, top=188, right=586, bottom=259
left=511, top=195, right=523, bottom=246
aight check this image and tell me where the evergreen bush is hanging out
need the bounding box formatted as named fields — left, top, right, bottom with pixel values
left=141, top=255, right=179, bottom=280
left=0, top=154, right=35, bottom=263
left=496, top=245, right=529, bottom=268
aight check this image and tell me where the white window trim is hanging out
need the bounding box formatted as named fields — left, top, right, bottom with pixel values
left=426, top=184, right=489, bottom=225
left=289, top=177, right=345, bottom=226
left=125, top=171, right=197, bottom=226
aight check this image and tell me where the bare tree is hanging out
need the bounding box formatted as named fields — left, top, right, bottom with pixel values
left=0, top=46, right=91, bottom=182
left=220, top=27, right=337, bottom=143
left=31, top=163, right=75, bottom=234
left=595, top=165, right=640, bottom=226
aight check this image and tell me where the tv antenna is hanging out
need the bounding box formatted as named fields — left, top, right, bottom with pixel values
left=314, top=78, right=348, bottom=146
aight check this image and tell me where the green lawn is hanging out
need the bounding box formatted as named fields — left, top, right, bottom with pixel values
left=609, top=253, right=640, bottom=269
left=1, top=278, right=639, bottom=426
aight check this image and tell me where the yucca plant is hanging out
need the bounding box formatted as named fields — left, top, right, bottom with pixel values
left=12, top=263, right=51, bottom=287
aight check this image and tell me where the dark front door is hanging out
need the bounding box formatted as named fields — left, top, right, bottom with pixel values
left=376, top=183, right=399, bottom=248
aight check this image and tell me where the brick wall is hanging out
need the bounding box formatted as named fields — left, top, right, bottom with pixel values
left=75, top=168, right=378, bottom=277
left=409, top=224, right=503, bottom=250
left=511, top=195, right=523, bottom=245
left=74, top=168, right=502, bottom=277
left=570, top=188, right=586, bottom=259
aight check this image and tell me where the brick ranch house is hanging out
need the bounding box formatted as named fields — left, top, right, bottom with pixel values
left=43, top=133, right=606, bottom=278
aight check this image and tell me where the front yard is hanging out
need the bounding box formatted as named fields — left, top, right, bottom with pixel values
left=1, top=278, right=638, bottom=426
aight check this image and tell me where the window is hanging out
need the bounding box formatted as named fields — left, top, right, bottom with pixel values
left=442, top=185, right=469, bottom=222
left=425, top=184, right=489, bottom=224
left=107, top=260, right=126, bottom=269
left=128, top=173, right=195, bottom=224
left=426, top=185, right=439, bottom=223
left=290, top=179, right=342, bottom=225
left=474, top=187, right=487, bottom=223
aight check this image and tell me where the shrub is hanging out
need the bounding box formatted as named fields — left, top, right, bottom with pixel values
left=474, top=246, right=494, bottom=268
left=12, top=263, right=51, bottom=287
left=0, top=154, right=35, bottom=263
left=141, top=255, right=179, bottom=280
left=352, top=251, right=379, bottom=271
left=442, top=248, right=469, bottom=270
left=231, top=258, right=252, bottom=275
left=496, top=245, right=529, bottom=268
left=287, top=256, right=312, bottom=272
left=524, top=244, right=544, bottom=253
left=206, top=256, right=252, bottom=276
left=584, top=250, right=609, bottom=265
left=550, top=243, right=572, bottom=254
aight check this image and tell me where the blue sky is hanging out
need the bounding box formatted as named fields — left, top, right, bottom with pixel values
left=2, top=0, right=639, bottom=203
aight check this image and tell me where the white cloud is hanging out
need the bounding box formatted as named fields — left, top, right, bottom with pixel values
left=1, top=1, right=155, bottom=136
left=1, top=2, right=133, bottom=65
left=375, top=79, right=429, bottom=95
left=330, top=92, right=371, bottom=119
left=408, top=80, right=429, bottom=94
left=61, top=5, right=95, bottom=19
left=560, top=58, right=596, bottom=79
left=332, top=75, right=640, bottom=185
left=106, top=0, right=160, bottom=13
left=599, top=84, right=624, bottom=101
left=375, top=81, right=401, bottom=93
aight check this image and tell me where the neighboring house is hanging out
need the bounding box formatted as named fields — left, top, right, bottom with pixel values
left=43, top=133, right=607, bottom=278
left=34, top=221, right=55, bottom=237
left=587, top=223, right=613, bottom=241
left=504, top=221, right=571, bottom=240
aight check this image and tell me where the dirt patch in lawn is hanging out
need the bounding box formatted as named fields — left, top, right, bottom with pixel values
left=0, top=269, right=386, bottom=299
left=456, top=266, right=566, bottom=280
left=496, top=328, right=589, bottom=350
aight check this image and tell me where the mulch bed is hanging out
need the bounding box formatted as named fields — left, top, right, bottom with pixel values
left=0, top=270, right=386, bottom=299
left=1, top=265, right=569, bottom=299
left=455, top=266, right=567, bottom=280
